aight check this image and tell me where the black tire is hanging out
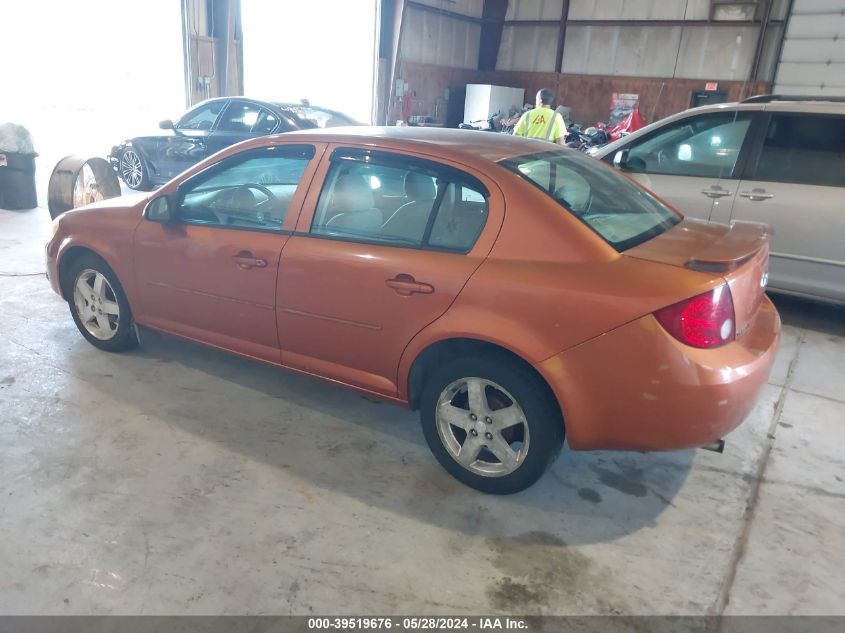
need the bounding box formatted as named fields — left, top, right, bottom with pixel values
left=64, top=253, right=138, bottom=352
left=420, top=354, right=565, bottom=494
left=119, top=147, right=153, bottom=191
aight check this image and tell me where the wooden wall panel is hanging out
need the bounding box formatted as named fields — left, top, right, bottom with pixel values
left=397, top=61, right=770, bottom=126
left=491, top=71, right=770, bottom=123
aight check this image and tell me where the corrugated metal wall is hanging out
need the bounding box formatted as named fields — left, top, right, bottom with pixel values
left=400, top=1, right=483, bottom=69
left=774, top=0, right=845, bottom=95
left=497, top=0, right=787, bottom=82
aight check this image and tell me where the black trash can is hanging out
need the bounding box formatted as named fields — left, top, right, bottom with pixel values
left=0, top=151, right=38, bottom=210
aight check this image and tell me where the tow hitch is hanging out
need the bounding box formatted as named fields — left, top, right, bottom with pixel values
left=701, top=439, right=726, bottom=453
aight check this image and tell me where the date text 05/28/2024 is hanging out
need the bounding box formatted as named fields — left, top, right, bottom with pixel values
left=307, top=617, right=529, bottom=630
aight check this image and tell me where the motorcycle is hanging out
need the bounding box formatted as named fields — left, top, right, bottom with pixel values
left=458, top=116, right=498, bottom=132
left=606, top=107, right=646, bottom=142
left=565, top=124, right=611, bottom=152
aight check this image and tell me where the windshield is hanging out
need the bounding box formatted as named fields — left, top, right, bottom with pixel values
left=500, top=150, right=681, bottom=251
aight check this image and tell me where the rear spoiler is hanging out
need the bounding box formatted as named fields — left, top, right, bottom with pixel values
left=686, top=221, right=772, bottom=273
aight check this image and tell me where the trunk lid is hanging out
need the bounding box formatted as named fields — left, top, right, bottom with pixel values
left=626, top=218, right=771, bottom=340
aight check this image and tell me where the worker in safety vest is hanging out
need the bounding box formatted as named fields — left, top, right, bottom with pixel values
left=513, top=88, right=567, bottom=145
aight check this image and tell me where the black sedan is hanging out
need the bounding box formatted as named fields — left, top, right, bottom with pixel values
left=109, top=97, right=358, bottom=190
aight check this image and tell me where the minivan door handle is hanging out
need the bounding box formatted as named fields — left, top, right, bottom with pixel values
left=232, top=251, right=267, bottom=270
left=701, top=185, right=733, bottom=198
left=386, top=274, right=434, bottom=296
left=739, top=188, right=774, bottom=202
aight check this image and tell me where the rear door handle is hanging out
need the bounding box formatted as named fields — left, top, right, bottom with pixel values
left=232, top=251, right=267, bottom=270
left=701, top=186, right=733, bottom=198
left=386, top=274, right=434, bottom=296
left=739, top=189, right=774, bottom=201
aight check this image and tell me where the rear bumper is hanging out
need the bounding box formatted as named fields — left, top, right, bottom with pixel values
left=537, top=296, right=781, bottom=451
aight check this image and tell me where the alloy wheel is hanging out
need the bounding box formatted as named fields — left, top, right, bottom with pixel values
left=120, top=150, right=143, bottom=188
left=72, top=269, right=120, bottom=340
left=435, top=377, right=530, bottom=477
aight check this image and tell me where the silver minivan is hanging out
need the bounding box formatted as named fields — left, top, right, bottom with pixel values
left=594, top=96, right=845, bottom=305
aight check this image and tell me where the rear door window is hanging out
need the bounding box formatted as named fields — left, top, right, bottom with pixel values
left=252, top=109, right=281, bottom=134
left=752, top=114, right=845, bottom=187
left=310, top=149, right=488, bottom=252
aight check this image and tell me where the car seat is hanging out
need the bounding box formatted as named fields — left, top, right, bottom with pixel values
left=324, top=174, right=383, bottom=234
left=380, top=172, right=437, bottom=243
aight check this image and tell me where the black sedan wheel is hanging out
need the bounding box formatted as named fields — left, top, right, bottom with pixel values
left=119, top=148, right=152, bottom=191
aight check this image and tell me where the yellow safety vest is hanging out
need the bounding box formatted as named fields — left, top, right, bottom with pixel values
left=514, top=107, right=566, bottom=141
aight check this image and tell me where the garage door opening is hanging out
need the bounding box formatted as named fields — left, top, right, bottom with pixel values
left=241, top=0, right=378, bottom=124
left=0, top=0, right=184, bottom=204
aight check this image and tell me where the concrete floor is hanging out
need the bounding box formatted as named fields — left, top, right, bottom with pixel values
left=0, top=205, right=843, bottom=616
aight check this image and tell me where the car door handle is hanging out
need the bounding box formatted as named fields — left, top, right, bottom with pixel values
left=386, top=274, right=434, bottom=296
left=232, top=251, right=267, bottom=270
left=701, top=187, right=733, bottom=198
left=739, top=189, right=774, bottom=201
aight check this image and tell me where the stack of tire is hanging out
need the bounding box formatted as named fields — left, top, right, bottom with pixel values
left=0, top=123, right=38, bottom=210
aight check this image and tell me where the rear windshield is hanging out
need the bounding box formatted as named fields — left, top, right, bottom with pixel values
left=500, top=150, right=680, bottom=251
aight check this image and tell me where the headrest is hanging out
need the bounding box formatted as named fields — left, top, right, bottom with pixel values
left=404, top=172, right=436, bottom=201
left=330, top=174, right=374, bottom=212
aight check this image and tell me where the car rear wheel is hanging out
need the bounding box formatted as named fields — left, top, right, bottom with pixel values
left=119, top=148, right=152, bottom=191
left=420, top=355, right=564, bottom=494
left=65, top=254, right=138, bottom=352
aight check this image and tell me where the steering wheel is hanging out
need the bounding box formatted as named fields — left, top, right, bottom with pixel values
left=241, top=183, right=278, bottom=207
left=656, top=148, right=672, bottom=170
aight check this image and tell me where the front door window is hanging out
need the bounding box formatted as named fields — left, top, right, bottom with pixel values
left=624, top=113, right=753, bottom=179
left=178, top=146, right=315, bottom=231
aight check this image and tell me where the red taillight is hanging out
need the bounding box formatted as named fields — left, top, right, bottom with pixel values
left=654, top=285, right=736, bottom=349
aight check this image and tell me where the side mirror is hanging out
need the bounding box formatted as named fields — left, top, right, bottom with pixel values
left=613, top=149, right=630, bottom=169
left=144, top=195, right=174, bottom=223
left=159, top=119, right=175, bottom=130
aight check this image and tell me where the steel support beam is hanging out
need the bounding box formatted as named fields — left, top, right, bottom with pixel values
left=478, top=0, right=508, bottom=71
left=504, top=18, right=786, bottom=27
left=749, top=0, right=775, bottom=83
left=383, top=0, right=406, bottom=125
left=555, top=0, right=570, bottom=74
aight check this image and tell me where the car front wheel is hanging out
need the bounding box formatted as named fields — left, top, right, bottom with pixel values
left=119, top=148, right=152, bottom=191
left=65, top=254, right=138, bottom=352
left=420, top=355, right=565, bottom=494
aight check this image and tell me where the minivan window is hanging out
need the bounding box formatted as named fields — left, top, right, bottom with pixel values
left=753, top=114, right=845, bottom=188
left=502, top=150, right=681, bottom=251
left=619, top=112, right=752, bottom=179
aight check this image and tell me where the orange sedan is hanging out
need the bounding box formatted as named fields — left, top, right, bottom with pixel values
left=45, top=128, right=780, bottom=493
